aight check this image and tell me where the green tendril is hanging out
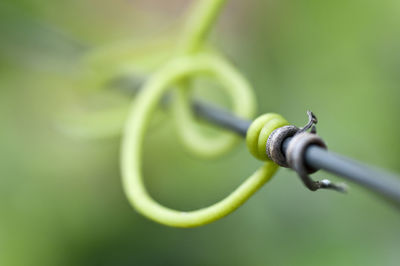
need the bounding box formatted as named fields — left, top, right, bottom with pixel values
left=121, top=54, right=281, bottom=227
left=118, top=0, right=289, bottom=227
left=246, top=114, right=289, bottom=161
left=179, top=0, right=227, bottom=54
left=172, top=0, right=238, bottom=157
left=171, top=56, right=256, bottom=158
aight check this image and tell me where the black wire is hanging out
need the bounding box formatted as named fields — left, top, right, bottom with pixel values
left=192, top=100, right=251, bottom=137
left=114, top=83, right=400, bottom=207
left=191, top=99, right=400, bottom=207
left=301, top=144, right=400, bottom=207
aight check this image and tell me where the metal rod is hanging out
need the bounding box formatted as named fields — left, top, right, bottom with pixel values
left=302, top=144, right=400, bottom=207
left=192, top=100, right=251, bottom=137
left=115, top=85, right=400, bottom=207
left=191, top=99, right=400, bottom=207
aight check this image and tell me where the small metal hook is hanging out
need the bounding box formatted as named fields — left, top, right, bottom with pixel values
left=298, top=110, right=318, bottom=134
left=287, top=111, right=347, bottom=193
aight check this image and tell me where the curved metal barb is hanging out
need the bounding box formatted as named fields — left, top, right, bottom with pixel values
left=297, top=110, right=317, bottom=134
left=288, top=112, right=347, bottom=193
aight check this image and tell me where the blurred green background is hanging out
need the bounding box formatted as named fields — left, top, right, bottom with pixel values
left=1, top=0, right=400, bottom=265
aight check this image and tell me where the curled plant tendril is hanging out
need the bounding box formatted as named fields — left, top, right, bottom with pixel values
left=246, top=113, right=289, bottom=161
left=122, top=54, right=277, bottom=227
left=120, top=0, right=290, bottom=227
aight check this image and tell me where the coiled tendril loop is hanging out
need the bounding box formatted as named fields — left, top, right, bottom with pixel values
left=120, top=0, right=289, bottom=227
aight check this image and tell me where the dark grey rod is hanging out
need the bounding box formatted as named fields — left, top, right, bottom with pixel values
left=191, top=99, right=400, bottom=207
left=192, top=100, right=251, bottom=137
left=115, top=84, right=400, bottom=207
left=304, top=145, right=400, bottom=206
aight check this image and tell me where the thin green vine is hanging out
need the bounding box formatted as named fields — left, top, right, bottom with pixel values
left=120, top=0, right=289, bottom=227
left=179, top=0, right=227, bottom=54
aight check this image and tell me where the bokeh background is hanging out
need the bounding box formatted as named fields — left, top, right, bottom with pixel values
left=1, top=0, right=400, bottom=265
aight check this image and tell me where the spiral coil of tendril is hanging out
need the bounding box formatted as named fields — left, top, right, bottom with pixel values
left=118, top=0, right=290, bottom=227
left=120, top=52, right=291, bottom=227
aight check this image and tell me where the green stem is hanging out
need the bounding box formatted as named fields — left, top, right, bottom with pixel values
left=122, top=54, right=277, bottom=227
left=180, top=0, right=227, bottom=54
left=173, top=0, right=235, bottom=157
left=119, top=0, right=284, bottom=228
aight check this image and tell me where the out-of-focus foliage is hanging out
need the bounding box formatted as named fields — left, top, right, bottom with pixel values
left=0, top=0, right=399, bottom=265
